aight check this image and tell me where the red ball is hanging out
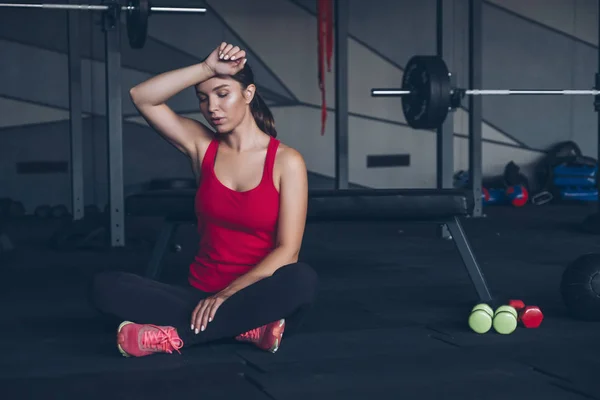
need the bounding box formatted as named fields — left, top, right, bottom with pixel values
left=520, top=306, right=544, bottom=328
left=506, top=185, right=529, bottom=207
left=508, top=299, right=525, bottom=311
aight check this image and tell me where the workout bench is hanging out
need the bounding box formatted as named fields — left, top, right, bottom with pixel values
left=125, top=188, right=492, bottom=302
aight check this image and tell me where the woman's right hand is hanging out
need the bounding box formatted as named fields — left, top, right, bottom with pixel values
left=203, top=42, right=247, bottom=77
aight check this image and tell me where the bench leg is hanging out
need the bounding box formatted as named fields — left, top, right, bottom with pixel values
left=145, top=221, right=178, bottom=280
left=0, top=232, right=14, bottom=252
left=445, top=216, right=493, bottom=302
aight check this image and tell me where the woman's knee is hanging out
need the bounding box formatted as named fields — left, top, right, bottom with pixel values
left=276, top=262, right=319, bottom=302
left=296, top=262, right=319, bottom=291
left=91, top=271, right=120, bottom=293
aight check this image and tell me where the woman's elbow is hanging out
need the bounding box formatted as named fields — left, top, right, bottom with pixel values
left=129, top=87, right=152, bottom=109
left=285, top=246, right=301, bottom=263
left=129, top=87, right=140, bottom=104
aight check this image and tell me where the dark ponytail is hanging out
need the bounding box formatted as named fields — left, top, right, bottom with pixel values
left=230, top=63, right=277, bottom=138
left=249, top=92, right=277, bottom=138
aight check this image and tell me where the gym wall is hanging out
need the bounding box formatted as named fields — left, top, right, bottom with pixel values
left=0, top=0, right=597, bottom=214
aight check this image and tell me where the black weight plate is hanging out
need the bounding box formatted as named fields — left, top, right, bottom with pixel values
left=34, top=205, right=51, bottom=219
left=127, top=0, right=149, bottom=49
left=401, top=56, right=451, bottom=130
left=8, top=201, right=25, bottom=218
left=0, top=198, right=12, bottom=218
left=51, top=205, right=69, bottom=219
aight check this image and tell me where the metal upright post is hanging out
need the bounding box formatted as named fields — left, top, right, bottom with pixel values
left=437, top=0, right=455, bottom=238
left=103, top=2, right=125, bottom=246
left=597, top=0, right=600, bottom=213
left=580, top=0, right=600, bottom=233
left=468, top=0, right=483, bottom=217
left=334, top=0, right=349, bottom=189
left=437, top=0, right=454, bottom=189
left=68, top=2, right=84, bottom=220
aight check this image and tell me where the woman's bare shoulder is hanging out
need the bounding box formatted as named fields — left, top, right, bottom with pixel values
left=274, top=141, right=307, bottom=178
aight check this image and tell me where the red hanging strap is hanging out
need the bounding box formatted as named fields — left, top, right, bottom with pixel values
left=317, top=0, right=333, bottom=136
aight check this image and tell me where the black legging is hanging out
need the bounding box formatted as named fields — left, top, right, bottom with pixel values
left=90, top=262, right=318, bottom=347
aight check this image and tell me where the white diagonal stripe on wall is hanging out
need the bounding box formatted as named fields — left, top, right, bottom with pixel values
left=0, top=97, right=70, bottom=128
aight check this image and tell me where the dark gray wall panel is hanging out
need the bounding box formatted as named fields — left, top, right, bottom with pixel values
left=1, top=117, right=194, bottom=213
left=0, top=6, right=295, bottom=102
left=479, top=4, right=578, bottom=150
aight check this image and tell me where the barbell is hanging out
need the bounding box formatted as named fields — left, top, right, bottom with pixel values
left=0, top=0, right=206, bottom=49
left=371, top=56, right=600, bottom=130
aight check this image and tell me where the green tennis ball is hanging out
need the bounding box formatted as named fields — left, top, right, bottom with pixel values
left=468, top=304, right=493, bottom=334
left=472, top=303, right=493, bottom=317
left=469, top=310, right=492, bottom=333
left=493, top=310, right=517, bottom=334
left=495, top=305, right=518, bottom=319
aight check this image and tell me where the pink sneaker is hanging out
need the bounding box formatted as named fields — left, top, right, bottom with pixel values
left=235, top=319, right=285, bottom=353
left=117, top=321, right=184, bottom=357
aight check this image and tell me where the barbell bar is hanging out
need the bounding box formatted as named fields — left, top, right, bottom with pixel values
left=0, top=2, right=207, bottom=12
left=370, top=55, right=600, bottom=130
left=372, top=89, right=600, bottom=96
left=0, top=1, right=207, bottom=49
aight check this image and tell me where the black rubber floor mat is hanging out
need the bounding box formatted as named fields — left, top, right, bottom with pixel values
left=518, top=346, right=600, bottom=399
left=242, top=345, right=512, bottom=374
left=428, top=317, right=600, bottom=349
left=314, top=261, right=471, bottom=292
left=297, top=294, right=407, bottom=334
left=237, top=326, right=451, bottom=372
left=1, top=368, right=270, bottom=400
left=426, top=319, right=600, bottom=399
left=1, top=330, right=243, bottom=379
left=245, top=357, right=584, bottom=400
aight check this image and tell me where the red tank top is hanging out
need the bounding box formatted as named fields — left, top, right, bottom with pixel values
left=188, top=136, right=281, bottom=293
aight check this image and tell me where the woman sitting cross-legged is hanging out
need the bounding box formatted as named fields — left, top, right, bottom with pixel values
left=90, top=42, right=318, bottom=357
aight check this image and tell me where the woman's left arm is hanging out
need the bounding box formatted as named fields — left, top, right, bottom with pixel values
left=222, top=148, right=309, bottom=296
left=190, top=148, right=308, bottom=333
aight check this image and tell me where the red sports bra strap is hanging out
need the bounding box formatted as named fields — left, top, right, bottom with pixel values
left=263, top=137, right=280, bottom=180
left=201, top=139, right=219, bottom=173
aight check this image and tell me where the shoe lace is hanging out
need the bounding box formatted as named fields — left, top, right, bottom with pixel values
left=238, top=327, right=262, bottom=342
left=142, top=325, right=184, bottom=354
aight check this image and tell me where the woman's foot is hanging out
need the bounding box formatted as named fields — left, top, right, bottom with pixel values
left=235, top=319, right=285, bottom=353
left=117, top=321, right=184, bottom=357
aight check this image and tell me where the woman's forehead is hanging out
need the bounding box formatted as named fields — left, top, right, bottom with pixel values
left=196, top=77, right=236, bottom=93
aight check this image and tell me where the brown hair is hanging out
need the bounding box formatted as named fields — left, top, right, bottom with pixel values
left=229, top=63, right=277, bottom=138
